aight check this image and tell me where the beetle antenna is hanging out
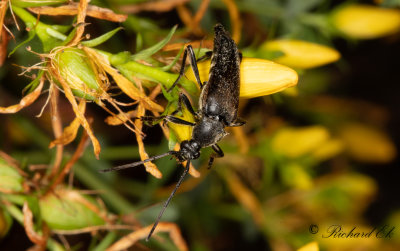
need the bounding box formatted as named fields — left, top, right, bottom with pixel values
left=146, top=160, right=191, bottom=241
left=99, top=151, right=178, bottom=173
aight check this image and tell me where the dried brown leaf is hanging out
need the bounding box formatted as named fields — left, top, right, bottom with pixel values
left=48, top=85, right=63, bottom=178
left=49, top=100, right=86, bottom=148
left=162, top=40, right=213, bottom=52
left=231, top=126, right=249, bottom=154
left=223, top=168, right=265, bottom=226
left=23, top=202, right=49, bottom=248
left=0, top=77, right=44, bottom=114
left=106, top=222, right=188, bottom=251
left=84, top=47, right=164, bottom=113
left=136, top=103, right=162, bottom=178
left=119, top=0, right=189, bottom=14
left=49, top=129, right=90, bottom=191
left=222, top=0, right=241, bottom=43
left=0, top=28, right=9, bottom=66
left=104, top=109, right=138, bottom=126
left=69, top=0, right=89, bottom=46
left=50, top=67, right=101, bottom=158
left=28, top=3, right=127, bottom=22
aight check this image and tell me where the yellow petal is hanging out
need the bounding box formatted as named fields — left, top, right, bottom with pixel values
left=168, top=100, right=195, bottom=143
left=311, top=138, right=344, bottom=162
left=261, top=40, right=341, bottom=69
left=297, top=242, right=319, bottom=251
left=332, top=4, right=400, bottom=39
left=186, top=58, right=298, bottom=98
left=339, top=123, right=396, bottom=163
left=272, top=126, right=330, bottom=158
left=104, top=110, right=137, bottom=126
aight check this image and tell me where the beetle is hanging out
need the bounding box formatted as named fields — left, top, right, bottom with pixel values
left=101, top=23, right=245, bottom=240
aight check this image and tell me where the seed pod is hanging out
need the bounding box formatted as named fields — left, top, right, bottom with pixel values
left=39, top=188, right=106, bottom=230
left=52, top=47, right=104, bottom=101
left=0, top=157, right=23, bottom=193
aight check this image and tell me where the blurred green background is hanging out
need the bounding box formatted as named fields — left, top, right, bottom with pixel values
left=1, top=0, right=400, bottom=250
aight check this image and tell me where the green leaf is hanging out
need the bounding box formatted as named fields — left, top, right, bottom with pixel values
left=9, top=29, right=36, bottom=57
left=22, top=71, right=45, bottom=95
left=131, top=25, right=178, bottom=60
left=26, top=195, right=42, bottom=228
left=61, top=25, right=78, bottom=46
left=81, top=27, right=123, bottom=47
left=12, top=6, right=65, bottom=52
left=12, top=0, right=68, bottom=8
left=46, top=27, right=67, bottom=41
left=160, top=45, right=184, bottom=72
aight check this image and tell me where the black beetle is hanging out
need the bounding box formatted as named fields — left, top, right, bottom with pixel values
left=101, top=23, right=245, bottom=240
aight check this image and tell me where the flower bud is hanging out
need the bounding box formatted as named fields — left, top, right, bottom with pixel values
left=271, top=126, right=330, bottom=158
left=0, top=157, right=23, bottom=193
left=39, top=188, right=106, bottom=230
left=186, top=58, right=298, bottom=98
left=261, top=40, right=340, bottom=69
left=332, top=4, right=400, bottom=39
left=53, top=47, right=102, bottom=101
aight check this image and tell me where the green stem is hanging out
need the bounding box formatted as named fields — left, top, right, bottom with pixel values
left=95, top=49, right=199, bottom=96
left=11, top=6, right=37, bottom=26
left=92, top=231, right=117, bottom=251
left=117, top=61, right=198, bottom=96
left=1, top=194, right=27, bottom=206
left=4, top=203, right=24, bottom=224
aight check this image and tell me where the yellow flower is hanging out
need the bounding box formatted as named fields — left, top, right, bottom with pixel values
left=261, top=40, right=341, bottom=69
left=282, top=163, right=313, bottom=190
left=297, top=241, right=319, bottom=251
left=186, top=58, right=298, bottom=98
left=271, top=126, right=330, bottom=158
left=332, top=4, right=400, bottom=39
left=339, top=123, right=396, bottom=163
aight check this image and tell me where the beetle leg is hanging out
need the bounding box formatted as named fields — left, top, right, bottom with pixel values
left=228, top=117, right=246, bottom=127
left=164, top=115, right=196, bottom=126
left=138, top=115, right=195, bottom=127
left=167, top=45, right=203, bottom=92
left=196, top=50, right=213, bottom=62
left=178, top=93, right=197, bottom=116
left=208, top=144, right=224, bottom=169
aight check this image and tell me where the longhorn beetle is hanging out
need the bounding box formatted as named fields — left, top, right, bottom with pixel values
left=101, top=23, right=245, bottom=240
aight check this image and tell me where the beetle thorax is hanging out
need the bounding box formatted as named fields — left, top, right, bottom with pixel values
left=192, top=116, right=228, bottom=148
